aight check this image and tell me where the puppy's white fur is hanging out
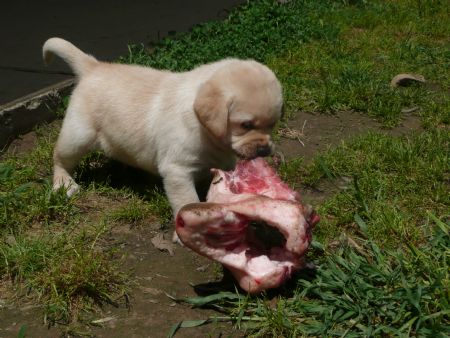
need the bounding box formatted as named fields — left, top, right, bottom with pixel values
left=43, top=38, right=283, bottom=226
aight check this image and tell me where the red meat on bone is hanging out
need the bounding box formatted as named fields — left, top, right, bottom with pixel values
left=176, top=158, right=319, bottom=293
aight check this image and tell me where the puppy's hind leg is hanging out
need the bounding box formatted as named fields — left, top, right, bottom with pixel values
left=53, top=113, right=97, bottom=196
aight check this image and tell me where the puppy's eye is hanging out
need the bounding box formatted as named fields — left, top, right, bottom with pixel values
left=241, top=121, right=255, bottom=130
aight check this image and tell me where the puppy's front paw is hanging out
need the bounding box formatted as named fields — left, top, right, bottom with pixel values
left=66, top=183, right=80, bottom=197
left=172, top=231, right=184, bottom=246
left=53, top=180, right=80, bottom=197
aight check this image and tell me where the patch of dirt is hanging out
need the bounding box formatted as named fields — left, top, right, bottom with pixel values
left=0, top=300, right=53, bottom=338
left=277, top=110, right=422, bottom=161
left=0, top=110, right=422, bottom=337
left=1, top=131, right=38, bottom=157
left=90, top=225, right=238, bottom=338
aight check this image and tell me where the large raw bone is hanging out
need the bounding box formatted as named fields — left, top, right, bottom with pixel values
left=176, top=158, right=319, bottom=293
left=176, top=198, right=313, bottom=292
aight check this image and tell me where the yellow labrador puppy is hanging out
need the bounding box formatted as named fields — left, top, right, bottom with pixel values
left=43, top=38, right=283, bottom=240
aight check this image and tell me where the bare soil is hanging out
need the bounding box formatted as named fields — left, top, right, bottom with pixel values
left=277, top=111, right=422, bottom=161
left=0, top=110, right=421, bottom=337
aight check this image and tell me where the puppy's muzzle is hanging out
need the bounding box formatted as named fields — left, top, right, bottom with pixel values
left=256, top=145, right=272, bottom=157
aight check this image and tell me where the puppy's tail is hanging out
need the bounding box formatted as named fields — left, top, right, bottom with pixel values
left=43, top=37, right=98, bottom=76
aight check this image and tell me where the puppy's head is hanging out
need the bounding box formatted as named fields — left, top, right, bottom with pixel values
left=194, top=60, right=283, bottom=159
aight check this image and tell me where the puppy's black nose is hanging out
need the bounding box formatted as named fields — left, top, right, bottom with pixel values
left=256, top=145, right=272, bottom=157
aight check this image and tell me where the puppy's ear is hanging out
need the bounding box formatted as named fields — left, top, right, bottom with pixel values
left=194, top=81, right=230, bottom=142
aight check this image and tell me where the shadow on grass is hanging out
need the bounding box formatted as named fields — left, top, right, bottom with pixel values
left=192, top=265, right=318, bottom=300
left=75, top=155, right=163, bottom=195
left=74, top=154, right=212, bottom=200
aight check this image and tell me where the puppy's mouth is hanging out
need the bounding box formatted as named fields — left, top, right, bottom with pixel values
left=233, top=143, right=274, bottom=159
left=235, top=151, right=257, bottom=160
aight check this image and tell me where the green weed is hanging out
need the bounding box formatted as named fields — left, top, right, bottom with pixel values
left=145, top=188, right=172, bottom=226
left=120, top=1, right=338, bottom=71
left=109, top=195, right=152, bottom=224
left=0, top=164, right=75, bottom=230
left=267, top=0, right=450, bottom=124
left=0, top=227, right=129, bottom=325
left=0, top=133, right=131, bottom=325
left=174, top=218, right=449, bottom=337
left=303, top=129, right=449, bottom=246
left=278, top=158, right=304, bottom=188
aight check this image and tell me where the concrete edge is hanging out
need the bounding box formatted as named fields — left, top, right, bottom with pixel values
left=0, top=78, right=74, bottom=150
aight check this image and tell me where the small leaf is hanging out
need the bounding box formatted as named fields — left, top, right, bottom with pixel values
left=180, top=319, right=209, bottom=328
left=0, top=164, right=14, bottom=181
left=340, top=310, right=356, bottom=321
left=167, top=319, right=209, bottom=338
left=427, top=212, right=449, bottom=236
left=398, top=316, right=418, bottom=333
left=311, top=240, right=324, bottom=251
left=17, top=325, right=27, bottom=338
left=236, top=308, right=245, bottom=327
left=151, top=233, right=175, bottom=256
left=421, top=309, right=450, bottom=321
left=354, top=213, right=368, bottom=234
left=353, top=176, right=369, bottom=215
left=167, top=321, right=182, bottom=338
left=176, top=292, right=241, bottom=307
left=318, top=157, right=334, bottom=180
left=14, top=183, right=34, bottom=194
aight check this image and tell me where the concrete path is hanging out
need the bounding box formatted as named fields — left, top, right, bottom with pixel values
left=0, top=0, right=244, bottom=105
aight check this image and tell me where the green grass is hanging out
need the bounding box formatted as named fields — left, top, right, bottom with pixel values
left=0, top=158, right=130, bottom=327
left=109, top=195, right=151, bottom=224
left=1, top=229, right=129, bottom=325
left=287, top=224, right=449, bottom=337
left=230, top=218, right=448, bottom=337
left=300, top=128, right=449, bottom=247
left=144, top=188, right=173, bottom=226
left=0, top=165, right=74, bottom=231
left=0, top=124, right=130, bottom=327
left=108, top=188, right=172, bottom=226
left=120, top=0, right=338, bottom=70
left=0, top=124, right=172, bottom=328
left=0, top=143, right=168, bottom=326
left=267, top=0, right=450, bottom=125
